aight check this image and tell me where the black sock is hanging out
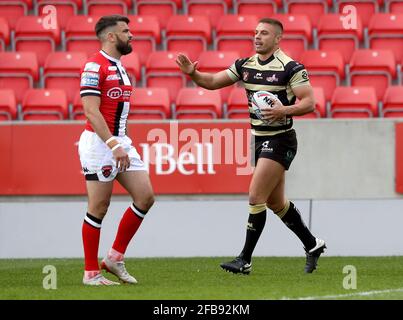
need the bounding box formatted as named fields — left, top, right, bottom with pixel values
left=281, top=202, right=316, bottom=251
left=239, top=207, right=267, bottom=263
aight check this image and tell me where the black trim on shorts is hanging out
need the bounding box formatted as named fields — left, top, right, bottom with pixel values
left=85, top=173, right=99, bottom=181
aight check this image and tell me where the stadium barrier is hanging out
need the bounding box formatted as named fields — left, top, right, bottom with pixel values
left=0, top=119, right=402, bottom=198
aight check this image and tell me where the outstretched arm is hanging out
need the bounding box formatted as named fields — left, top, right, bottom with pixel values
left=176, top=53, right=236, bottom=90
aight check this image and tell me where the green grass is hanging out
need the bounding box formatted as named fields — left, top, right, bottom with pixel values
left=1, top=257, right=403, bottom=300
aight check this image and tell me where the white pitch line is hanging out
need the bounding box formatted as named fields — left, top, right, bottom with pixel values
left=281, top=288, right=403, bottom=300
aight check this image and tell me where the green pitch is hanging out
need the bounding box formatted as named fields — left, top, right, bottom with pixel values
left=1, top=257, right=403, bottom=300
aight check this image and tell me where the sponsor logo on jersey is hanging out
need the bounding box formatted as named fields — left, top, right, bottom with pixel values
left=266, top=74, right=278, bottom=83
left=123, top=90, right=132, bottom=98
left=107, top=87, right=123, bottom=99
left=106, top=87, right=132, bottom=99
left=80, top=72, right=100, bottom=87
left=106, top=74, right=122, bottom=81
left=254, top=72, right=263, bottom=80
left=107, top=87, right=132, bottom=99
left=84, top=62, right=101, bottom=72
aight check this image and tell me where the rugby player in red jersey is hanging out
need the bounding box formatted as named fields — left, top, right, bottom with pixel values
left=78, top=15, right=154, bottom=285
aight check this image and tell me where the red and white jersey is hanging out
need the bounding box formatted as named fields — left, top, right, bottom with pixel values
left=80, top=50, right=133, bottom=136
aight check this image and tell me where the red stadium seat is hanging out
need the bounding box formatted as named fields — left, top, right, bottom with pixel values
left=349, top=49, right=396, bottom=100
left=226, top=86, right=249, bottom=119
left=15, top=16, right=61, bottom=66
left=337, top=0, right=380, bottom=27
left=0, top=0, right=31, bottom=30
left=127, top=15, right=161, bottom=67
left=166, top=15, right=211, bottom=62
left=120, top=53, right=141, bottom=84
left=72, top=91, right=84, bottom=120
left=0, top=18, right=9, bottom=51
left=135, top=0, right=179, bottom=29
left=197, top=51, right=240, bottom=103
left=317, top=14, right=363, bottom=63
left=387, top=0, right=403, bottom=13
left=65, top=16, right=100, bottom=57
left=235, top=0, right=280, bottom=16
left=0, top=52, right=39, bottom=103
left=197, top=51, right=240, bottom=73
left=187, top=0, right=230, bottom=29
left=175, top=87, right=222, bottom=119
left=86, top=0, right=130, bottom=16
left=271, top=14, right=312, bottom=54
left=286, top=0, right=332, bottom=28
left=382, top=86, right=403, bottom=118
left=300, top=50, right=345, bottom=101
left=36, top=0, right=82, bottom=30
left=280, top=47, right=301, bottom=61
left=216, top=15, right=258, bottom=58
left=296, top=86, right=327, bottom=118
left=129, top=87, right=171, bottom=119
left=312, top=86, right=326, bottom=118
left=145, top=51, right=187, bottom=103
left=22, top=89, right=68, bottom=120
left=0, top=89, right=17, bottom=121
left=368, top=14, right=403, bottom=64
left=330, top=86, right=378, bottom=118
left=43, top=51, right=87, bottom=103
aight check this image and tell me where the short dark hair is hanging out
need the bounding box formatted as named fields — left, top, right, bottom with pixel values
left=95, top=15, right=130, bottom=38
left=258, top=18, right=283, bottom=34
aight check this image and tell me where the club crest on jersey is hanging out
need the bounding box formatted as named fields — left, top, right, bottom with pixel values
left=242, top=71, right=249, bottom=81
left=107, top=87, right=123, bottom=99
left=101, top=165, right=113, bottom=178
left=108, top=66, right=117, bottom=71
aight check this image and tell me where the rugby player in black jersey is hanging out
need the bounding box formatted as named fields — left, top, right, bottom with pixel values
left=176, top=18, right=326, bottom=274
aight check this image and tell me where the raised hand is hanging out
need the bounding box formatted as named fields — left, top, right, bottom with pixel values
left=176, top=53, right=199, bottom=75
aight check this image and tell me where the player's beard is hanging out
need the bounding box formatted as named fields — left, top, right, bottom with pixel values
left=116, top=37, right=132, bottom=55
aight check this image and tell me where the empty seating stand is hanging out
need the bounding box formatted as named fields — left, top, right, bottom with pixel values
left=175, top=87, right=222, bottom=119
left=130, top=87, right=171, bottom=120
left=330, top=86, right=378, bottom=118
left=21, top=89, right=68, bottom=121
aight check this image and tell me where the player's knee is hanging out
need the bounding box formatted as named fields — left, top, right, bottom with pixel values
left=135, top=194, right=154, bottom=212
left=266, top=201, right=284, bottom=213
left=89, top=199, right=111, bottom=216
left=249, top=194, right=266, bottom=206
left=270, top=200, right=290, bottom=218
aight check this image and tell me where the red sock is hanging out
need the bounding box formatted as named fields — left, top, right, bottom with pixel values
left=82, top=213, right=102, bottom=271
left=112, top=203, right=147, bottom=255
